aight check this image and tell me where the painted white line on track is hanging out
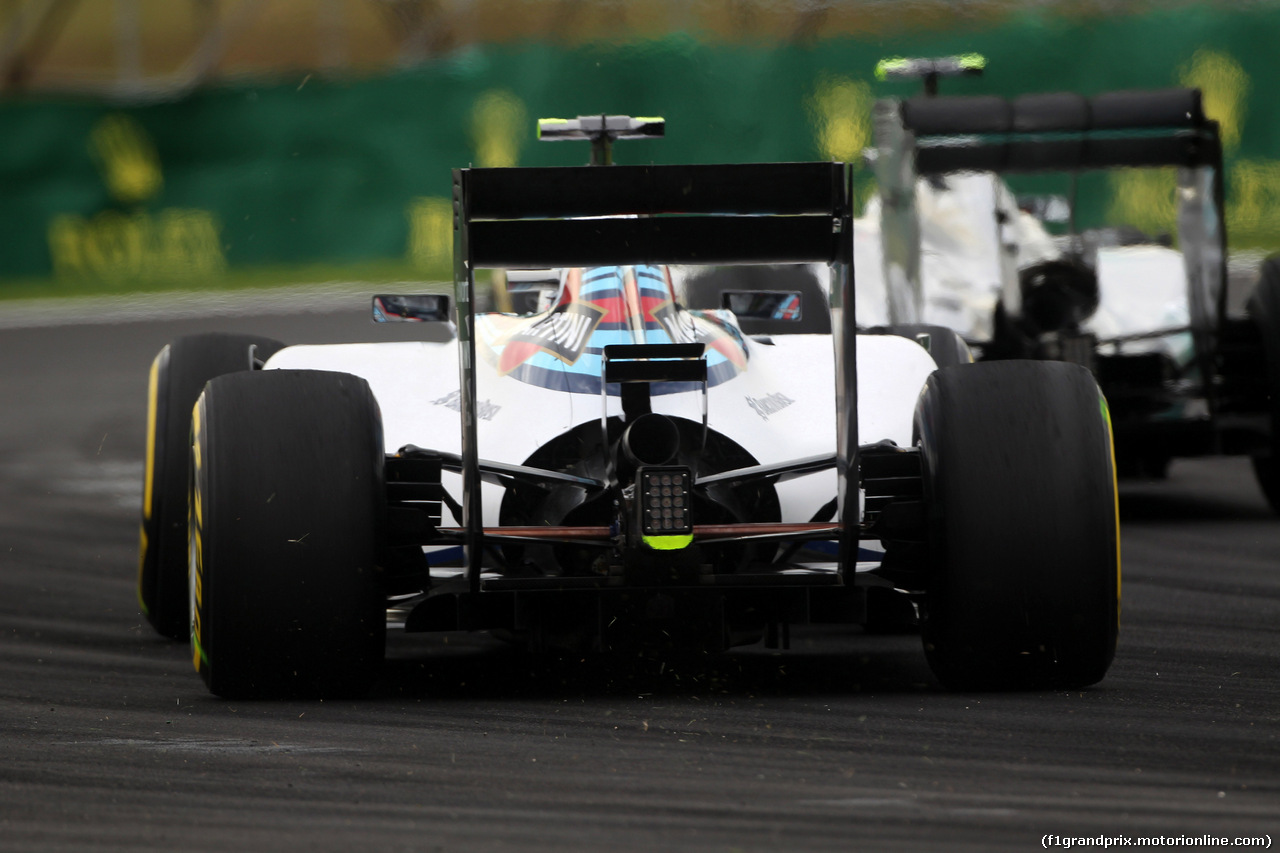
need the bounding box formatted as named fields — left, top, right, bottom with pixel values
left=0, top=281, right=450, bottom=330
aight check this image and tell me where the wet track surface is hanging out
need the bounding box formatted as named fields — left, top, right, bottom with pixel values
left=0, top=301, right=1276, bottom=851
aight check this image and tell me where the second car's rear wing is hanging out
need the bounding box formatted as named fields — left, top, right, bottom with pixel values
left=871, top=86, right=1225, bottom=367
left=450, top=161, right=860, bottom=589
left=892, top=88, right=1219, bottom=174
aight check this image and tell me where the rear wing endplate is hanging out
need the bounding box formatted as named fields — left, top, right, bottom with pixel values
left=451, top=161, right=859, bottom=589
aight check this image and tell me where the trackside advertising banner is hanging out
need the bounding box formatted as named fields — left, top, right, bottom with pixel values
left=3, top=4, right=1280, bottom=288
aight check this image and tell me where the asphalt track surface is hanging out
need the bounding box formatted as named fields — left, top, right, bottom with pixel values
left=1, top=296, right=1277, bottom=852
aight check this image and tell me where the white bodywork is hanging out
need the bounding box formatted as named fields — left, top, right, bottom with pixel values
left=266, top=331, right=938, bottom=527
left=857, top=172, right=1192, bottom=364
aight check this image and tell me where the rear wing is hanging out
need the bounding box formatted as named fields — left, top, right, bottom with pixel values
left=454, top=162, right=852, bottom=268
left=450, top=161, right=860, bottom=588
left=892, top=88, right=1220, bottom=174
left=872, top=86, right=1225, bottom=368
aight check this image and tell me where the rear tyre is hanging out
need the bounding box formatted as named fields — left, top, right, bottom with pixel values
left=138, top=333, right=284, bottom=640
left=1246, top=255, right=1280, bottom=512
left=916, top=361, right=1119, bottom=690
left=191, top=370, right=386, bottom=699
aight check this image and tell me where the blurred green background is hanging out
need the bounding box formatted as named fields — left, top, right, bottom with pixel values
left=2, top=0, right=1279, bottom=299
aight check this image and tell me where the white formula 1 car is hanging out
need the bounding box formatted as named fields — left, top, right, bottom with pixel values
left=138, top=116, right=1120, bottom=698
left=860, top=69, right=1280, bottom=508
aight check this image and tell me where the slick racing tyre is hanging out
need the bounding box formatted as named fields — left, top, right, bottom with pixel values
left=190, top=369, right=386, bottom=699
left=916, top=361, right=1119, bottom=690
left=138, top=333, right=284, bottom=640
left=866, top=324, right=972, bottom=369
left=1246, top=255, right=1280, bottom=513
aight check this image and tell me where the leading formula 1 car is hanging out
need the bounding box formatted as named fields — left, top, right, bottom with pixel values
left=860, top=64, right=1280, bottom=507
left=138, top=116, right=1120, bottom=698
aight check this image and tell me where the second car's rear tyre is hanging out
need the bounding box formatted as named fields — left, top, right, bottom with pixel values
left=138, top=333, right=284, bottom=640
left=1247, top=254, right=1280, bottom=513
left=916, top=361, right=1119, bottom=690
left=191, top=370, right=386, bottom=699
